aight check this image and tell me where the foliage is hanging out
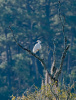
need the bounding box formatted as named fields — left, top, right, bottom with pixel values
left=11, top=83, right=76, bottom=100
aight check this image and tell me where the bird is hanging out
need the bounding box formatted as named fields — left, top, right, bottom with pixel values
left=33, top=40, right=41, bottom=53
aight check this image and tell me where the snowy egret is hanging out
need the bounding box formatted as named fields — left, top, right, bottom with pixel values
left=33, top=40, right=41, bottom=53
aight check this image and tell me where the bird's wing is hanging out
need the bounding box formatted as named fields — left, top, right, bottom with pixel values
left=33, top=43, right=41, bottom=53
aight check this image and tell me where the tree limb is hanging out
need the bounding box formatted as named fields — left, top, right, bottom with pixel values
left=9, top=26, right=54, bottom=80
left=50, top=84, right=59, bottom=100
left=53, top=1, right=70, bottom=80
left=54, top=44, right=70, bottom=80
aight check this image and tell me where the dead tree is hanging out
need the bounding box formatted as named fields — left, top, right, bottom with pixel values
left=9, top=1, right=70, bottom=87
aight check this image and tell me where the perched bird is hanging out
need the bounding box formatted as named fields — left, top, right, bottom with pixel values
left=33, top=40, right=41, bottom=53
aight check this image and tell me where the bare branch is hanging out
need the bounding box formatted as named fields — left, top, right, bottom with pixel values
left=9, top=26, right=46, bottom=67
left=54, top=44, right=70, bottom=80
left=49, top=84, right=59, bottom=100
left=51, top=60, right=56, bottom=76
left=9, top=26, right=55, bottom=81
left=59, top=45, right=70, bottom=70
left=51, top=41, right=57, bottom=76
left=53, top=1, right=70, bottom=81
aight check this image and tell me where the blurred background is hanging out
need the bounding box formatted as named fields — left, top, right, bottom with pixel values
left=0, top=0, right=76, bottom=99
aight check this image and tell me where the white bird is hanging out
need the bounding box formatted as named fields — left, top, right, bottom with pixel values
left=33, top=40, right=41, bottom=53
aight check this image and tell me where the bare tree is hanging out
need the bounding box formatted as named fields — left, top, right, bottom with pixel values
left=9, top=1, right=70, bottom=87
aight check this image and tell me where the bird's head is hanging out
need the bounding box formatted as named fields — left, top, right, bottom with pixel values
left=37, top=40, right=41, bottom=43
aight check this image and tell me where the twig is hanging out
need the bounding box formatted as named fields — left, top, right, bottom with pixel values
left=50, top=84, right=59, bottom=100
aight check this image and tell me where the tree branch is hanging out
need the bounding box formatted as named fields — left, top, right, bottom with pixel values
left=53, top=1, right=70, bottom=81
left=49, top=84, right=59, bottom=100
left=9, top=26, right=55, bottom=80
left=54, top=45, right=70, bottom=80
left=51, top=41, right=57, bottom=76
